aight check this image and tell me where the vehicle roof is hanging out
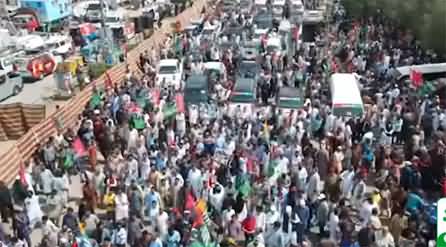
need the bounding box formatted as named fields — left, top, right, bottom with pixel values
left=45, top=34, right=69, bottom=44
left=184, top=25, right=198, bottom=30
left=278, top=86, right=300, bottom=98
left=203, top=25, right=217, bottom=31
left=204, top=62, right=225, bottom=71
left=330, top=73, right=362, bottom=105
left=272, top=0, right=286, bottom=5
left=15, top=35, right=44, bottom=43
left=240, top=60, right=258, bottom=66
left=159, top=59, right=179, bottom=66
left=266, top=37, right=281, bottom=46
left=303, top=10, right=324, bottom=23
left=243, top=41, right=257, bottom=47
left=255, top=0, right=267, bottom=5
left=395, top=63, right=446, bottom=79
left=254, top=28, right=268, bottom=34
left=234, top=77, right=256, bottom=92
left=279, top=20, right=291, bottom=31
left=186, top=74, right=208, bottom=89
left=290, top=0, right=303, bottom=5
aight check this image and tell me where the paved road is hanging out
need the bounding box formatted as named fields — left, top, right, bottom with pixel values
left=1, top=75, right=57, bottom=105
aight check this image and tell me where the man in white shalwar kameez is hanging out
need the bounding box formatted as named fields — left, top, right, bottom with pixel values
left=25, top=191, right=43, bottom=228
left=115, top=190, right=129, bottom=222
left=176, top=113, right=186, bottom=138
left=188, top=166, right=203, bottom=197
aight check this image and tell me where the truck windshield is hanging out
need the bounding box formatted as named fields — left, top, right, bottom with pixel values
left=106, top=17, right=121, bottom=23
left=159, top=65, right=177, bottom=74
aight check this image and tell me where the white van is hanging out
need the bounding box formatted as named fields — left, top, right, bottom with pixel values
left=0, top=70, right=23, bottom=101
left=330, top=73, right=364, bottom=117
left=45, top=34, right=73, bottom=56
left=254, top=0, right=268, bottom=11
left=272, top=0, right=286, bottom=17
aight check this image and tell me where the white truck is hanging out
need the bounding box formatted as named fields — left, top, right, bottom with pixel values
left=43, top=34, right=73, bottom=56
left=156, top=58, right=184, bottom=90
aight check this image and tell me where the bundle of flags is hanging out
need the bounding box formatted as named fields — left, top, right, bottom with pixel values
left=410, top=68, right=423, bottom=88
left=189, top=198, right=217, bottom=247
left=163, top=102, right=177, bottom=119
left=192, top=198, right=210, bottom=228
left=418, top=80, right=435, bottom=97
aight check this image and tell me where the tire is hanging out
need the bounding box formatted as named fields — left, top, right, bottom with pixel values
left=12, top=85, right=21, bottom=96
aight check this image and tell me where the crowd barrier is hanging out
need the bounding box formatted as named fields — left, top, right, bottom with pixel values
left=0, top=0, right=208, bottom=184
left=0, top=103, right=46, bottom=141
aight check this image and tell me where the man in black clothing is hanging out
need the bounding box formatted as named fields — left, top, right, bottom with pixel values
left=357, top=223, right=375, bottom=247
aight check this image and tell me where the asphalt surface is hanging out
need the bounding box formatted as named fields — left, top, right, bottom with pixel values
left=1, top=75, right=58, bottom=105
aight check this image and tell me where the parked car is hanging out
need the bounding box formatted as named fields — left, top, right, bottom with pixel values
left=43, top=34, right=73, bottom=56
left=0, top=71, right=23, bottom=101
left=0, top=50, right=25, bottom=75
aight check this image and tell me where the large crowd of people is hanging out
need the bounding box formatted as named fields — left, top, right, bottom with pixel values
left=0, top=0, right=444, bottom=247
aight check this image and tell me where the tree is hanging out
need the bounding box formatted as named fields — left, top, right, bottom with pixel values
left=342, top=0, right=446, bottom=54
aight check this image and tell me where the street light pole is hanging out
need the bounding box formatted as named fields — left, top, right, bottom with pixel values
left=99, top=0, right=111, bottom=64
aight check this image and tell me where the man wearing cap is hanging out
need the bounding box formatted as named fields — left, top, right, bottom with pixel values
left=316, top=193, right=329, bottom=238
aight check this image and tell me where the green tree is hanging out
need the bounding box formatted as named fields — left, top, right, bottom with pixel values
left=342, top=0, right=446, bottom=54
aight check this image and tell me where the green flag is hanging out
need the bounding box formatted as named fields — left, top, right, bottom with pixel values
left=163, top=103, right=177, bottom=119
left=63, top=151, right=74, bottom=170
left=268, top=159, right=278, bottom=177
left=418, top=81, right=435, bottom=97
left=132, top=115, right=146, bottom=130
left=235, top=174, right=251, bottom=199
left=90, top=92, right=102, bottom=109
left=135, top=95, right=147, bottom=109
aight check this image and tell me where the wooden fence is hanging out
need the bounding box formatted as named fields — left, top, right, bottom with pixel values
left=0, top=0, right=207, bottom=184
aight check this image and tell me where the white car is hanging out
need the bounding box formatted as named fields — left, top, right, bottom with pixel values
left=272, top=0, right=285, bottom=17
left=156, top=59, right=184, bottom=90
left=45, top=34, right=73, bottom=56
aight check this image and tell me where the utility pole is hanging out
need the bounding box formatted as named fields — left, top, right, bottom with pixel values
left=99, top=0, right=113, bottom=64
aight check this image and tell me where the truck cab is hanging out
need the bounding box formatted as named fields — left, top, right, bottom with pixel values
left=156, top=59, right=184, bottom=90
left=44, top=34, right=73, bottom=56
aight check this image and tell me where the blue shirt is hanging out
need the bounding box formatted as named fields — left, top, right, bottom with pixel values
left=150, top=239, right=163, bottom=247
left=405, top=192, right=425, bottom=213
left=166, top=230, right=181, bottom=247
